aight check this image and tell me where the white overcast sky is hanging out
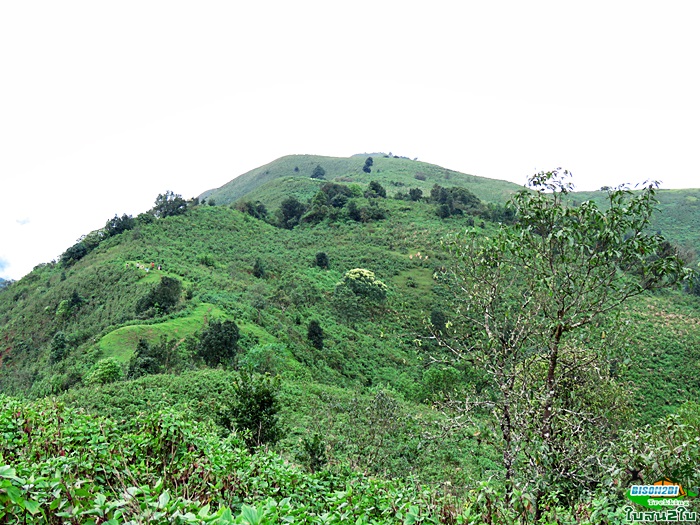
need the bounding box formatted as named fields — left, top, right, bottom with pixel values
left=1, top=1, right=699, bottom=280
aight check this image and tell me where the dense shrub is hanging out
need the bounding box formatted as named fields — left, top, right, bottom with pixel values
left=336, top=268, right=387, bottom=303
left=197, top=319, right=240, bottom=367
left=85, top=357, right=123, bottom=385
left=224, top=372, right=283, bottom=449
left=135, top=276, right=182, bottom=316
left=315, top=252, right=329, bottom=269
left=307, top=320, right=324, bottom=350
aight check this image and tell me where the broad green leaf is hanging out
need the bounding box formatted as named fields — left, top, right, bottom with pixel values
left=23, top=499, right=41, bottom=515
left=158, top=490, right=170, bottom=509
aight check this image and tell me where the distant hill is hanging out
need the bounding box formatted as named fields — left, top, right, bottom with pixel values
left=200, top=154, right=524, bottom=207
left=567, top=187, right=700, bottom=252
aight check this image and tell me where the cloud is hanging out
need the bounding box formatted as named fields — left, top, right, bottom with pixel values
left=0, top=257, right=8, bottom=272
left=16, top=217, right=30, bottom=225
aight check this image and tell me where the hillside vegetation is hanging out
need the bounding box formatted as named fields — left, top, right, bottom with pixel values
left=1, top=156, right=699, bottom=523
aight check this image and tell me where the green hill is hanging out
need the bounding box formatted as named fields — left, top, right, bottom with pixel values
left=1, top=155, right=699, bottom=522
left=567, top=187, right=700, bottom=253
left=200, top=153, right=524, bottom=206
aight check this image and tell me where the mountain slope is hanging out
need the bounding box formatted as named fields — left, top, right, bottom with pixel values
left=200, top=153, right=524, bottom=206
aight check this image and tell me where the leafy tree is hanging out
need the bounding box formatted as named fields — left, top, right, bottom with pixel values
left=307, top=319, right=324, bottom=350
left=315, top=251, right=329, bottom=269
left=105, top=213, right=135, bottom=236
left=127, top=338, right=162, bottom=379
left=252, top=258, right=265, bottom=278
left=362, top=157, right=373, bottom=173
left=408, top=188, right=423, bottom=201
left=85, top=357, right=123, bottom=385
left=311, top=164, right=326, bottom=180
left=321, top=182, right=353, bottom=208
left=430, top=184, right=481, bottom=217
left=225, top=372, right=283, bottom=449
left=429, top=309, right=447, bottom=334
left=298, top=432, right=328, bottom=473
left=49, top=331, right=68, bottom=363
left=238, top=343, right=285, bottom=375
left=436, top=204, right=451, bottom=219
left=126, top=337, right=181, bottom=379
left=441, top=169, right=689, bottom=516
left=135, top=212, right=155, bottom=225
left=152, top=190, right=188, bottom=218
left=346, top=199, right=362, bottom=221
left=336, top=268, right=387, bottom=303
left=365, top=181, right=386, bottom=198
left=197, top=319, right=240, bottom=367
left=135, top=276, right=182, bottom=316
left=60, top=242, right=88, bottom=266
left=234, top=200, right=268, bottom=220
left=278, top=196, right=306, bottom=229
left=300, top=191, right=329, bottom=224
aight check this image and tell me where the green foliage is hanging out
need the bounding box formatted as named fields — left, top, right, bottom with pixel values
left=49, top=331, right=68, bottom=363
left=336, top=268, right=387, bottom=303
left=307, top=319, right=324, bottom=350
left=197, top=319, right=240, bottom=367
left=238, top=343, right=286, bottom=375
left=277, top=196, right=306, bottom=229
left=86, top=357, right=123, bottom=385
left=60, top=241, right=88, bottom=266
left=252, top=258, right=265, bottom=278
left=311, top=164, right=326, bottom=179
left=430, top=183, right=482, bottom=217
left=127, top=336, right=183, bottom=379
left=1, top=154, right=699, bottom=522
left=429, top=309, right=447, bottom=334
left=226, top=372, right=283, bottom=449
left=365, top=180, right=386, bottom=198
left=605, top=401, right=700, bottom=494
left=443, top=169, right=691, bottom=514
left=0, top=395, right=480, bottom=524
left=234, top=200, right=268, bottom=220
left=314, top=251, right=329, bottom=269
left=362, top=157, right=373, bottom=174
left=136, top=276, right=183, bottom=317
left=105, top=213, right=135, bottom=236
left=297, top=432, right=328, bottom=473
left=152, top=190, right=188, bottom=218
left=408, top=187, right=423, bottom=201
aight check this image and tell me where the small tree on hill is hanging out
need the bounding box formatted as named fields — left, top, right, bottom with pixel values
left=226, top=372, right=283, bottom=449
left=365, top=181, right=386, bottom=199
left=136, top=276, right=182, bottom=316
left=408, top=188, right=423, bottom=201
left=362, top=157, right=373, bottom=173
left=315, top=252, right=329, bottom=269
left=253, top=258, right=266, bottom=278
left=336, top=268, right=387, bottom=303
left=153, top=190, right=188, bottom=218
left=278, top=196, right=306, bottom=229
left=49, top=331, right=68, bottom=363
left=86, top=358, right=123, bottom=385
left=307, top=320, right=324, bottom=349
left=197, top=319, right=240, bottom=367
left=105, top=213, right=135, bottom=236
left=311, top=164, right=326, bottom=180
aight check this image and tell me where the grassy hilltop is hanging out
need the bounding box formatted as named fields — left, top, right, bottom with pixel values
left=200, top=153, right=524, bottom=208
left=0, top=155, right=699, bottom=522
